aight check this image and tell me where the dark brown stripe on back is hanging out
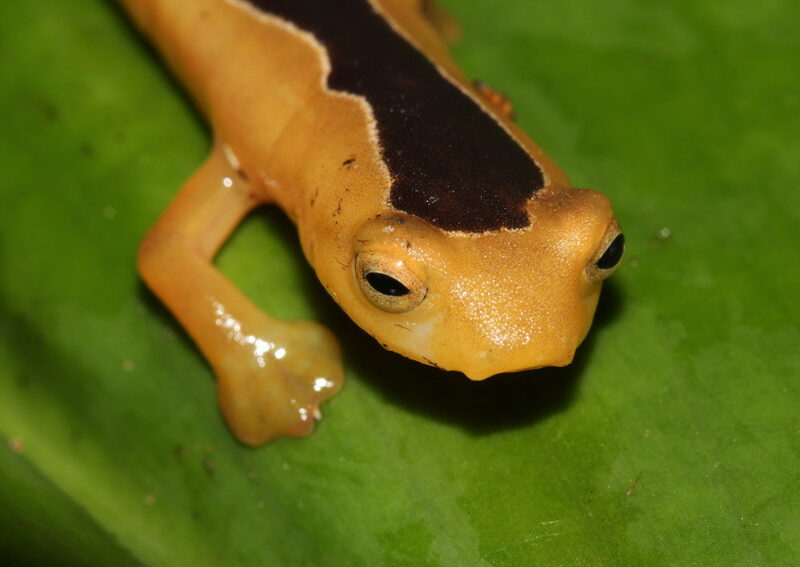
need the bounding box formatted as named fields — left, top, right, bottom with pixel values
left=248, top=0, right=544, bottom=232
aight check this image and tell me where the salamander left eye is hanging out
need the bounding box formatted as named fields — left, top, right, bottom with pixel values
left=355, top=251, right=427, bottom=313
left=365, top=272, right=410, bottom=296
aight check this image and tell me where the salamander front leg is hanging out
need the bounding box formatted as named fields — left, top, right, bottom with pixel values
left=473, top=80, right=515, bottom=121
left=138, top=147, right=343, bottom=446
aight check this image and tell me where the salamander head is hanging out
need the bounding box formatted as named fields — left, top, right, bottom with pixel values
left=322, top=186, right=623, bottom=379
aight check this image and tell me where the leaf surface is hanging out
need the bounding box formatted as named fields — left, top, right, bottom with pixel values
left=1, top=1, right=798, bottom=565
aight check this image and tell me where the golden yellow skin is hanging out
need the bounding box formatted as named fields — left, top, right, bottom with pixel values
left=122, top=0, right=621, bottom=445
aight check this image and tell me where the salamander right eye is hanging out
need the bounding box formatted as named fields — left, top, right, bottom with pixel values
left=355, top=251, right=427, bottom=313
left=587, top=226, right=624, bottom=281
left=597, top=233, right=625, bottom=270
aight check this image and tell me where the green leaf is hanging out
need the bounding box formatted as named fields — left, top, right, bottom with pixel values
left=1, top=0, right=798, bottom=565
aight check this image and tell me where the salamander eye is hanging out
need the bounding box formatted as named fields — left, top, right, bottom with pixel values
left=597, top=233, right=625, bottom=270
left=587, top=227, right=624, bottom=281
left=365, top=272, right=409, bottom=296
left=356, top=251, right=426, bottom=313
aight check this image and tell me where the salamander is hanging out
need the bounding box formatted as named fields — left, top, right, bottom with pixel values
left=119, top=0, right=624, bottom=446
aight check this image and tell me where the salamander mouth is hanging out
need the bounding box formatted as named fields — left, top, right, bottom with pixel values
left=413, top=338, right=579, bottom=381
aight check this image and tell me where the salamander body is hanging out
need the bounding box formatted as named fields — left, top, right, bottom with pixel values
left=121, top=0, right=624, bottom=445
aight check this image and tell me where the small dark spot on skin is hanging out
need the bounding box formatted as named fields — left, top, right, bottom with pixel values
left=334, top=198, right=343, bottom=216
left=356, top=239, right=369, bottom=244
left=310, top=187, right=320, bottom=207
left=394, top=323, right=411, bottom=331
left=404, top=240, right=411, bottom=249
left=341, top=156, right=356, bottom=168
left=237, top=168, right=249, bottom=182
